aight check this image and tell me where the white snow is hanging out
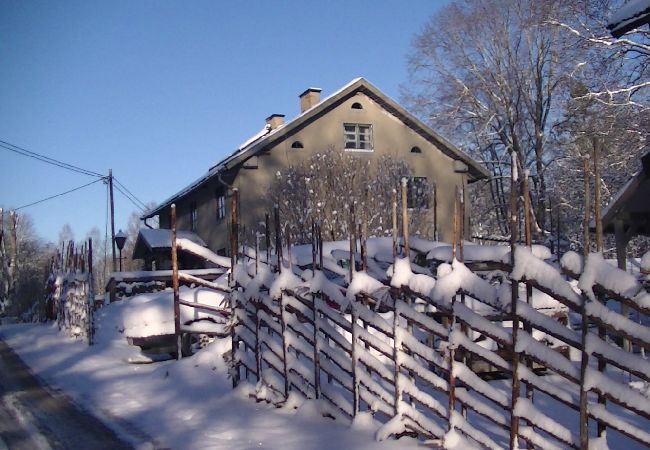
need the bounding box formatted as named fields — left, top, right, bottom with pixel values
left=176, top=237, right=232, bottom=268
left=560, top=250, right=584, bottom=275
left=579, top=252, right=641, bottom=301
left=121, top=287, right=227, bottom=338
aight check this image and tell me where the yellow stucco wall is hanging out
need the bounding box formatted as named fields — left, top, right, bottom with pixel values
left=164, top=91, right=472, bottom=253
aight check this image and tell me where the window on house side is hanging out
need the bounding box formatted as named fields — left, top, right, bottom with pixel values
left=344, top=123, right=373, bottom=151
left=291, top=141, right=304, bottom=149
left=190, top=201, right=198, bottom=231
left=351, top=102, right=363, bottom=110
left=216, top=194, right=225, bottom=222
left=407, top=177, right=430, bottom=209
left=411, top=146, right=422, bottom=154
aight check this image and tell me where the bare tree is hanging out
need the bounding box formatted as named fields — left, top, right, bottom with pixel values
left=404, top=0, right=575, bottom=237
left=0, top=211, right=54, bottom=317
left=548, top=0, right=650, bottom=109
left=268, top=148, right=433, bottom=245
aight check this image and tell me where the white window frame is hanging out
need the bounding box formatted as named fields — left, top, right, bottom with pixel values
left=216, top=194, right=226, bottom=222
left=344, top=123, right=373, bottom=152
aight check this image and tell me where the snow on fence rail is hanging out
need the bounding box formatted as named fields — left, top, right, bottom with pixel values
left=227, top=230, right=650, bottom=449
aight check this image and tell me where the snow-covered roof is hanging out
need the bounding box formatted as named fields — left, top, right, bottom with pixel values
left=132, top=228, right=206, bottom=259
left=143, top=77, right=490, bottom=219
left=607, top=0, right=650, bottom=37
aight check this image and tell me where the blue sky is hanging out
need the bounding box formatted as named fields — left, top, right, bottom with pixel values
left=0, top=0, right=446, bottom=244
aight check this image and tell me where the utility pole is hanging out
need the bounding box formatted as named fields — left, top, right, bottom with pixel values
left=108, top=169, right=117, bottom=272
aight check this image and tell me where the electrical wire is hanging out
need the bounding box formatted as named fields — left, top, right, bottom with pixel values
left=14, top=178, right=105, bottom=211
left=113, top=177, right=148, bottom=210
left=0, top=139, right=104, bottom=178
left=113, top=183, right=146, bottom=212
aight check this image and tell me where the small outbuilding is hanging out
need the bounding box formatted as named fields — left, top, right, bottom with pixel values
left=602, top=152, right=650, bottom=268
left=132, top=228, right=209, bottom=270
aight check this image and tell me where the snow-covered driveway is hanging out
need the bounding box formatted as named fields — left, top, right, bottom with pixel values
left=0, top=298, right=420, bottom=450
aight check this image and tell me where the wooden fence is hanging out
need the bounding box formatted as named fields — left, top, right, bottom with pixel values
left=222, top=176, right=650, bottom=450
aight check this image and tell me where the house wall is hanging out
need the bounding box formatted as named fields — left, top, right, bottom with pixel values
left=159, top=92, right=472, bottom=253
left=233, top=92, right=469, bottom=246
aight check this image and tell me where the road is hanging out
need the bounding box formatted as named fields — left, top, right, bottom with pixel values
left=0, top=338, right=135, bottom=450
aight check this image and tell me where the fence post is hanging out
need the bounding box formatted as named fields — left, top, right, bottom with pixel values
left=280, top=293, right=290, bottom=399
left=432, top=183, right=438, bottom=241
left=274, top=205, right=282, bottom=274
left=171, top=204, right=182, bottom=361
left=392, top=301, right=402, bottom=417
left=401, top=178, right=410, bottom=259
left=312, top=293, right=321, bottom=400
left=87, top=238, right=94, bottom=346
left=579, top=295, right=590, bottom=449
left=509, top=150, right=521, bottom=450
left=255, top=299, right=262, bottom=383
left=523, top=174, right=534, bottom=410
left=351, top=304, right=359, bottom=416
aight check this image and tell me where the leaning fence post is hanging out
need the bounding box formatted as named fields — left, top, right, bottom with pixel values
left=171, top=204, right=182, bottom=361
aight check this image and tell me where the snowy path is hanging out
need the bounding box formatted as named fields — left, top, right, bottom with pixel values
left=0, top=314, right=421, bottom=450
left=0, top=337, right=133, bottom=450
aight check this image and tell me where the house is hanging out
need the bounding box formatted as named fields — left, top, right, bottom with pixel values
left=601, top=151, right=650, bottom=269
left=142, top=78, right=489, bottom=255
left=132, top=228, right=209, bottom=270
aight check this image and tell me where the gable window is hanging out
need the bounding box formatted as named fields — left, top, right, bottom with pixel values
left=214, top=191, right=226, bottom=222
left=291, top=141, right=304, bottom=149
left=190, top=201, right=198, bottom=230
left=407, top=177, right=429, bottom=209
left=410, top=146, right=422, bottom=154
left=216, top=193, right=226, bottom=222
left=344, top=123, right=373, bottom=151
left=351, top=102, right=363, bottom=110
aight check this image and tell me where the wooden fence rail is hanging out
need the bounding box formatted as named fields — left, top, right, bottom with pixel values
left=229, top=239, right=650, bottom=449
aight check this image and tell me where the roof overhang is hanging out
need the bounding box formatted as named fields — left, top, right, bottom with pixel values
left=607, top=0, right=650, bottom=38
left=602, top=152, right=650, bottom=237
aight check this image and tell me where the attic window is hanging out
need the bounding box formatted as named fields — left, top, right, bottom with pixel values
left=351, top=102, right=363, bottom=110
left=291, top=141, right=304, bottom=149
left=344, top=123, right=373, bottom=151
left=411, top=146, right=422, bottom=154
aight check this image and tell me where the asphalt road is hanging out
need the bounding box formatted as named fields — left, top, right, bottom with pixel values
left=0, top=338, right=135, bottom=450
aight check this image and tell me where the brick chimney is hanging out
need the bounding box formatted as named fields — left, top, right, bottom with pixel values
left=266, top=114, right=285, bottom=130
left=299, top=87, right=322, bottom=113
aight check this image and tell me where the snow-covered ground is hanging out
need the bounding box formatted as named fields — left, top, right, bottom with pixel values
left=0, top=293, right=420, bottom=450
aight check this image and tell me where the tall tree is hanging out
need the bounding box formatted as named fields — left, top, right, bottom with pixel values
left=268, top=148, right=432, bottom=245
left=405, top=0, right=568, bottom=236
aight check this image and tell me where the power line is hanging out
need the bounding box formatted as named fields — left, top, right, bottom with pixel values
left=113, top=183, right=146, bottom=212
left=14, top=178, right=105, bottom=211
left=0, top=139, right=104, bottom=178
left=113, top=178, right=148, bottom=210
